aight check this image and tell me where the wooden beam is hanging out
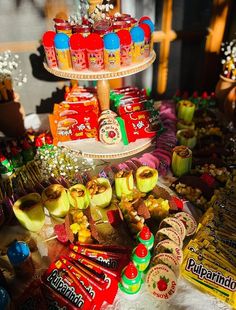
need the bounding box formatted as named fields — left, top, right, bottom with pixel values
left=157, top=0, right=173, bottom=94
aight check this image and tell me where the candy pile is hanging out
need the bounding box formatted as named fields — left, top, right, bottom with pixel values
left=182, top=182, right=236, bottom=308
left=42, top=14, right=155, bottom=72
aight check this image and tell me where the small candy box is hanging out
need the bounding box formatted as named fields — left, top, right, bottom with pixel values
left=121, top=109, right=161, bottom=142
left=117, top=99, right=154, bottom=115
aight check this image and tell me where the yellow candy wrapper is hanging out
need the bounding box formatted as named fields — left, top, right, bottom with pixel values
left=182, top=247, right=236, bottom=308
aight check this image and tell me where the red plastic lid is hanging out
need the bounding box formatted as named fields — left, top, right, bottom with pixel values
left=124, top=262, right=138, bottom=279
left=139, top=226, right=151, bottom=240
left=0, top=153, right=6, bottom=162
left=192, top=91, right=198, bottom=98
left=86, top=33, right=104, bottom=50
left=139, top=16, right=151, bottom=24
left=201, top=91, right=208, bottom=99
left=55, top=23, right=72, bottom=31
left=116, top=14, right=131, bottom=21
left=70, top=33, right=86, bottom=50
left=117, top=29, right=132, bottom=45
left=135, top=243, right=148, bottom=258
left=53, top=18, right=67, bottom=24
left=42, top=31, right=56, bottom=47
left=139, top=23, right=151, bottom=39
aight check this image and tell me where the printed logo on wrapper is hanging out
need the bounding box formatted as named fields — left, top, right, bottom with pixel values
left=159, top=217, right=186, bottom=240
left=174, top=212, right=197, bottom=236
left=151, top=253, right=180, bottom=278
left=146, top=264, right=177, bottom=300
left=155, top=239, right=183, bottom=264
left=99, top=123, right=122, bottom=145
left=155, top=227, right=183, bottom=248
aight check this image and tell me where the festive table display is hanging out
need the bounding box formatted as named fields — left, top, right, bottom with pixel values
left=0, top=1, right=236, bottom=309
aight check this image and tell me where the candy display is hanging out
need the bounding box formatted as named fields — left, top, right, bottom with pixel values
left=42, top=12, right=155, bottom=73
left=1, top=2, right=236, bottom=310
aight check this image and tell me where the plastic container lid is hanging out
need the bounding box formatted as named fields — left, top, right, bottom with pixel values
left=130, top=26, right=144, bottom=43
left=70, top=33, right=86, bottom=50
left=72, top=24, right=91, bottom=34
left=42, top=31, right=56, bottom=47
left=124, top=262, right=138, bottom=279
left=117, top=29, right=132, bottom=45
left=139, top=16, right=151, bottom=24
left=104, top=32, right=120, bottom=50
left=0, top=287, right=10, bottom=308
left=135, top=243, right=148, bottom=257
left=139, top=23, right=151, bottom=39
left=55, top=22, right=72, bottom=31
left=54, top=33, right=70, bottom=49
left=139, top=225, right=152, bottom=240
left=86, top=33, right=104, bottom=50
left=113, top=20, right=129, bottom=31
left=141, top=19, right=154, bottom=33
left=7, top=241, right=30, bottom=266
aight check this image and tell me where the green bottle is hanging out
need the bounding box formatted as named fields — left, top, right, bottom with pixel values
left=132, top=243, right=151, bottom=272
left=119, top=262, right=142, bottom=295
left=137, top=226, right=154, bottom=251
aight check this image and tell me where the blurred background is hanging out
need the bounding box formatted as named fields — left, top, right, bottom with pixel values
left=0, top=0, right=235, bottom=115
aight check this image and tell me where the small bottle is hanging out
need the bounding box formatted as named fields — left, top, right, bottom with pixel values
left=104, top=32, right=121, bottom=72
left=139, top=23, right=151, bottom=57
left=7, top=241, right=34, bottom=279
left=140, top=19, right=155, bottom=51
left=137, top=226, right=154, bottom=250
left=132, top=243, right=151, bottom=272
left=69, top=33, right=87, bottom=71
left=130, top=26, right=145, bottom=63
left=119, top=262, right=142, bottom=295
left=42, top=31, right=58, bottom=69
left=86, top=33, right=104, bottom=71
left=117, top=30, right=132, bottom=67
left=54, top=33, right=72, bottom=70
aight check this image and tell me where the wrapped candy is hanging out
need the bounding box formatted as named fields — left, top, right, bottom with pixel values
left=68, top=184, right=89, bottom=209
left=42, top=184, right=70, bottom=218
left=115, top=170, right=134, bottom=199
left=86, top=178, right=112, bottom=208
left=136, top=166, right=158, bottom=193
left=13, top=193, right=45, bottom=232
left=171, top=146, right=192, bottom=177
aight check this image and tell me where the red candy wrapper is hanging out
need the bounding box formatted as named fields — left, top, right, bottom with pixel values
left=42, top=259, right=95, bottom=310
left=68, top=251, right=118, bottom=304
left=70, top=244, right=129, bottom=274
left=61, top=256, right=107, bottom=307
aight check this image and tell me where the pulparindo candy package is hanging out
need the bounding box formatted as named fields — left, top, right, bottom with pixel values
left=181, top=197, right=236, bottom=308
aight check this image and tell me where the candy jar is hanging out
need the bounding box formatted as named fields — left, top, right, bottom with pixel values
left=54, top=33, right=72, bottom=70
left=132, top=243, right=151, bottom=272
left=7, top=241, right=35, bottom=279
left=54, top=22, right=72, bottom=37
left=117, top=30, right=132, bottom=67
left=42, top=31, right=58, bottom=69
left=93, top=19, right=113, bottom=37
left=104, top=32, right=121, bottom=71
left=72, top=24, right=91, bottom=37
left=86, top=33, right=104, bottom=71
left=137, top=226, right=154, bottom=251
left=130, top=26, right=145, bottom=63
left=119, top=262, right=142, bottom=295
left=139, top=23, right=151, bottom=57
left=69, top=33, right=87, bottom=71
